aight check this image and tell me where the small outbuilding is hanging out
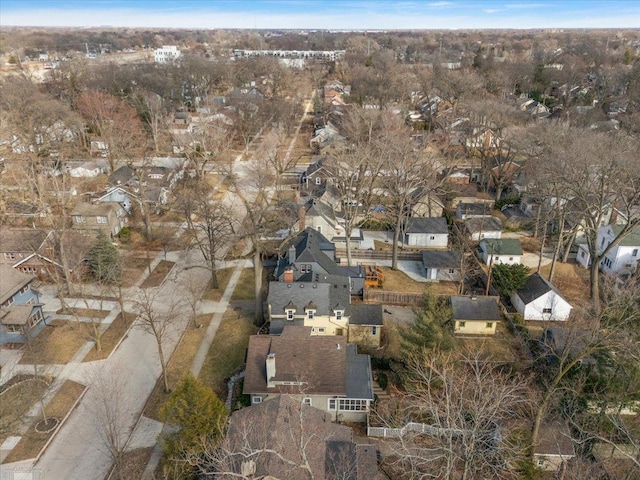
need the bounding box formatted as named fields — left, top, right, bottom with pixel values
left=511, top=273, right=573, bottom=321
left=451, top=295, right=501, bottom=335
left=404, top=217, right=449, bottom=248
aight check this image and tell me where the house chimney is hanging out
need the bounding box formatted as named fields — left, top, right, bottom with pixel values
left=299, top=205, right=306, bottom=231
left=283, top=268, right=294, bottom=283
left=266, top=353, right=276, bottom=388
left=288, top=245, right=296, bottom=263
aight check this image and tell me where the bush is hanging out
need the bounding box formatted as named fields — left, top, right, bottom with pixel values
left=371, top=357, right=391, bottom=370
left=377, top=372, right=388, bottom=390
left=118, top=226, right=131, bottom=243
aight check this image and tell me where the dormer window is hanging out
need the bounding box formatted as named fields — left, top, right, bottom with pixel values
left=335, top=310, right=343, bottom=320
left=307, top=310, right=314, bottom=320
left=286, top=310, right=294, bottom=320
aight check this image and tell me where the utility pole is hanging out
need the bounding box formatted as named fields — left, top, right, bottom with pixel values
left=485, top=243, right=495, bottom=296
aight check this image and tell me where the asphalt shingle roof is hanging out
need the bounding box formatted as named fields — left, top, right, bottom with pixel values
left=451, top=296, right=501, bottom=321
left=0, top=265, right=34, bottom=305
left=422, top=250, right=461, bottom=269
left=464, top=216, right=503, bottom=233
left=516, top=272, right=570, bottom=305
left=405, top=217, right=449, bottom=234
left=480, top=238, right=523, bottom=256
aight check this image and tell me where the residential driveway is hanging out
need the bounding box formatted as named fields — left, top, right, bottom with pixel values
left=521, top=252, right=553, bottom=269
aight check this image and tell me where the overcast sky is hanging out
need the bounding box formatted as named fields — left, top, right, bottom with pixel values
left=2, top=1, right=639, bottom=29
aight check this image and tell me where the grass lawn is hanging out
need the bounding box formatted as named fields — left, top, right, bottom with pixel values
left=121, top=256, right=153, bottom=287
left=538, top=261, right=590, bottom=304
left=143, top=314, right=213, bottom=421
left=230, top=269, right=255, bottom=301
left=0, top=378, right=49, bottom=444
left=201, top=268, right=233, bottom=302
left=381, top=318, right=402, bottom=361
left=83, top=312, right=137, bottom=362
left=379, top=267, right=426, bottom=293
left=19, top=320, right=88, bottom=365
left=374, top=240, right=393, bottom=251
left=119, top=447, right=154, bottom=479
left=140, top=260, right=175, bottom=288
left=198, top=309, right=258, bottom=398
left=2, top=381, right=86, bottom=464
left=56, top=308, right=110, bottom=319
left=453, top=328, right=519, bottom=364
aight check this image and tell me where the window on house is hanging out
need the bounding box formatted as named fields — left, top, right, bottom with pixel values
left=509, top=257, right=514, bottom=261
left=372, top=326, right=378, bottom=335
left=2, top=297, right=14, bottom=308
left=430, top=235, right=435, bottom=240
left=542, top=308, right=552, bottom=314
left=338, top=399, right=368, bottom=411
left=29, top=310, right=43, bottom=329
left=4, top=253, right=15, bottom=260
left=580, top=251, right=585, bottom=258
left=286, top=310, right=294, bottom=320
left=19, top=285, right=30, bottom=294
left=315, top=176, right=321, bottom=185
left=536, top=460, right=545, bottom=467
left=486, top=322, right=493, bottom=329
left=252, top=396, right=262, bottom=404
left=307, top=310, right=314, bottom=320
left=336, top=328, right=344, bottom=336
left=317, top=327, right=326, bottom=333
left=458, top=321, right=466, bottom=328
left=448, top=269, right=455, bottom=274
left=303, top=397, right=312, bottom=406
left=633, top=249, right=638, bottom=257
left=96, top=216, right=108, bottom=224
left=328, top=399, right=337, bottom=411
left=335, top=311, right=343, bottom=320
left=5, top=324, right=21, bottom=334
left=74, top=215, right=85, bottom=223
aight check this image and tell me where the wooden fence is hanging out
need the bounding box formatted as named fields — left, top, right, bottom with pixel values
left=335, top=249, right=423, bottom=261
left=363, top=289, right=424, bottom=306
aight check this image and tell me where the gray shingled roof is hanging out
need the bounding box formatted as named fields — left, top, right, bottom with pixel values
left=405, top=217, right=449, bottom=234
left=457, top=202, right=492, bottom=216
left=345, top=344, right=374, bottom=400
left=276, top=228, right=337, bottom=278
left=268, top=282, right=332, bottom=315
left=422, top=250, right=461, bottom=269
left=349, top=304, right=383, bottom=326
left=451, top=296, right=501, bottom=321
left=516, top=273, right=570, bottom=305
left=70, top=202, right=121, bottom=217
left=464, top=216, right=503, bottom=233
left=0, top=265, right=34, bottom=305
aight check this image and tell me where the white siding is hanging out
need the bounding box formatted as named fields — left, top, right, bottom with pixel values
left=406, top=233, right=448, bottom=248
left=512, top=291, right=572, bottom=321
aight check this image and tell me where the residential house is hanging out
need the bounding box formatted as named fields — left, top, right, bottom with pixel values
left=576, top=224, right=640, bottom=274
left=107, top=164, right=137, bottom=187
left=0, top=265, right=48, bottom=344
left=533, top=423, right=575, bottom=471
left=511, top=273, right=573, bottom=321
left=90, top=141, right=109, bottom=158
left=464, top=216, right=503, bottom=241
left=70, top=202, right=127, bottom=239
left=451, top=295, right=501, bottom=335
left=422, top=251, right=461, bottom=282
left=94, top=186, right=136, bottom=213
left=275, top=228, right=367, bottom=295
left=67, top=159, right=108, bottom=178
left=478, top=238, right=523, bottom=265
left=445, top=183, right=493, bottom=209
left=243, top=326, right=375, bottom=422
left=0, top=229, right=52, bottom=275
left=224, top=396, right=378, bottom=480
left=407, top=187, right=445, bottom=218
left=404, top=217, right=449, bottom=248
left=299, top=199, right=364, bottom=248
left=267, top=280, right=383, bottom=347
left=456, top=202, right=493, bottom=220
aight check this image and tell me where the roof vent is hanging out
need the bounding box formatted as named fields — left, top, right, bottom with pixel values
left=471, top=296, right=477, bottom=300
left=336, top=343, right=341, bottom=350
left=300, top=284, right=304, bottom=288
left=312, top=284, right=317, bottom=288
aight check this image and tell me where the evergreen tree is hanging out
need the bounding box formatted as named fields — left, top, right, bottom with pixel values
left=88, top=232, right=121, bottom=284
left=400, top=291, right=453, bottom=355
left=491, top=263, right=530, bottom=295
left=160, top=374, right=227, bottom=477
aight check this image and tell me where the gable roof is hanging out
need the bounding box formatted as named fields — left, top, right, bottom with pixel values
left=268, top=282, right=333, bottom=315
left=348, top=304, right=383, bottom=326
left=405, top=217, right=449, bottom=235
left=534, top=423, right=575, bottom=457
left=464, top=216, right=503, bottom=233
left=276, top=228, right=336, bottom=278
left=422, top=250, right=461, bottom=269
left=457, top=202, right=493, bottom=216
left=609, top=225, right=640, bottom=247
left=244, top=326, right=373, bottom=400
left=70, top=202, right=122, bottom=217
left=451, top=296, right=501, bottom=321
left=480, top=238, right=523, bottom=256
left=516, top=272, right=571, bottom=306
left=0, top=229, right=50, bottom=253
left=0, top=265, right=34, bottom=304
left=107, top=165, right=136, bottom=186
left=0, top=304, right=43, bottom=325
left=225, top=396, right=377, bottom=480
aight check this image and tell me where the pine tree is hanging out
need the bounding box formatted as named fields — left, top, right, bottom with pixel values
left=400, top=291, right=453, bottom=355
left=88, top=232, right=121, bottom=284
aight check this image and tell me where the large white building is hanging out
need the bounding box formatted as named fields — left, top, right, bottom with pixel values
left=576, top=224, right=640, bottom=274
left=154, top=45, right=181, bottom=63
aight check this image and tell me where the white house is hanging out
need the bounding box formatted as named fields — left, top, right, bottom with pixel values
left=154, top=45, right=181, bottom=63
left=576, top=224, right=640, bottom=274
left=511, top=273, right=573, bottom=321
left=478, top=238, right=522, bottom=265
left=464, top=217, right=502, bottom=241
left=404, top=217, right=449, bottom=248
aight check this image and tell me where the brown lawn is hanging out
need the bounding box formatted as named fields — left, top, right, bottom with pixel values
left=83, top=312, right=137, bottom=362
left=119, top=447, right=154, bottom=480
left=230, top=269, right=255, bottom=301
left=519, top=236, right=542, bottom=253
left=379, top=267, right=425, bottom=293
left=3, top=381, right=85, bottom=463
left=19, top=320, right=88, bottom=365
left=140, top=260, right=175, bottom=288
left=538, top=261, right=590, bottom=304
left=144, top=314, right=213, bottom=421
left=56, top=308, right=109, bottom=319
left=121, top=255, right=152, bottom=287
left=0, top=377, right=49, bottom=444
left=202, top=268, right=234, bottom=302
left=198, top=309, right=258, bottom=398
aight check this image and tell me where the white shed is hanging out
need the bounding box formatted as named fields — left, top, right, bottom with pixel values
left=404, top=217, right=449, bottom=248
left=511, top=273, right=573, bottom=321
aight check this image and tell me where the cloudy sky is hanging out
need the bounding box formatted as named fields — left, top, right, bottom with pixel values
left=2, top=1, right=639, bottom=29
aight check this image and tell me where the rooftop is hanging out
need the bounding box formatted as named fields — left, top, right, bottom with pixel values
left=451, top=295, right=501, bottom=321
left=480, top=238, right=523, bottom=256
